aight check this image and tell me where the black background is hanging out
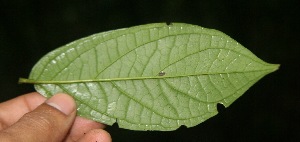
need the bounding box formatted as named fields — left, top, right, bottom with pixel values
left=1, top=0, right=299, bottom=141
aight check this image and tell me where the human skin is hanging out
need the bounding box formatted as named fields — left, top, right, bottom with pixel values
left=0, top=92, right=111, bottom=142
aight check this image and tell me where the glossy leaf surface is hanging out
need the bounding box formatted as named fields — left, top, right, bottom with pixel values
left=20, top=23, right=279, bottom=131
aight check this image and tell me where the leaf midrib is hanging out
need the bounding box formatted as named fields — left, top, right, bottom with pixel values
left=19, top=67, right=277, bottom=84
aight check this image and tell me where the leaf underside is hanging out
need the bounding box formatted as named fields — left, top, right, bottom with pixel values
left=20, top=23, right=279, bottom=131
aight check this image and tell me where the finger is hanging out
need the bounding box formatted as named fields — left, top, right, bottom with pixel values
left=66, top=116, right=106, bottom=141
left=0, top=93, right=76, bottom=142
left=0, top=92, right=46, bottom=129
left=77, top=129, right=112, bottom=142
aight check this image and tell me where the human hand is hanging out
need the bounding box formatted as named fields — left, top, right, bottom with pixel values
left=0, top=92, right=111, bottom=142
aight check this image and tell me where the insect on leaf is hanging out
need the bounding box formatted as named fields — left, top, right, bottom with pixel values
left=19, top=23, right=279, bottom=131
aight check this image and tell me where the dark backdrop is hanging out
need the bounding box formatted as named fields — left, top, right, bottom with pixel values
left=1, top=0, right=299, bottom=141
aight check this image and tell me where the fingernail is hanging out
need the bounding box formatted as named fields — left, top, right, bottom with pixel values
left=46, top=93, right=76, bottom=115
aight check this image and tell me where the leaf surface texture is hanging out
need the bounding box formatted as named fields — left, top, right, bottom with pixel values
left=21, top=23, right=279, bottom=131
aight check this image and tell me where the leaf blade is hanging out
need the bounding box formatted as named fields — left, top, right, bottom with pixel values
left=21, top=23, right=279, bottom=131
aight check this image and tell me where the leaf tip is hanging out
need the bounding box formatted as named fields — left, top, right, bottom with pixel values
left=271, top=64, right=280, bottom=72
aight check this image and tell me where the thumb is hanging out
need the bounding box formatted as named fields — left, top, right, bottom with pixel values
left=0, top=93, right=76, bottom=142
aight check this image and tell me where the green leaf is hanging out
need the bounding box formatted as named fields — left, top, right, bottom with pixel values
left=19, top=23, right=279, bottom=131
